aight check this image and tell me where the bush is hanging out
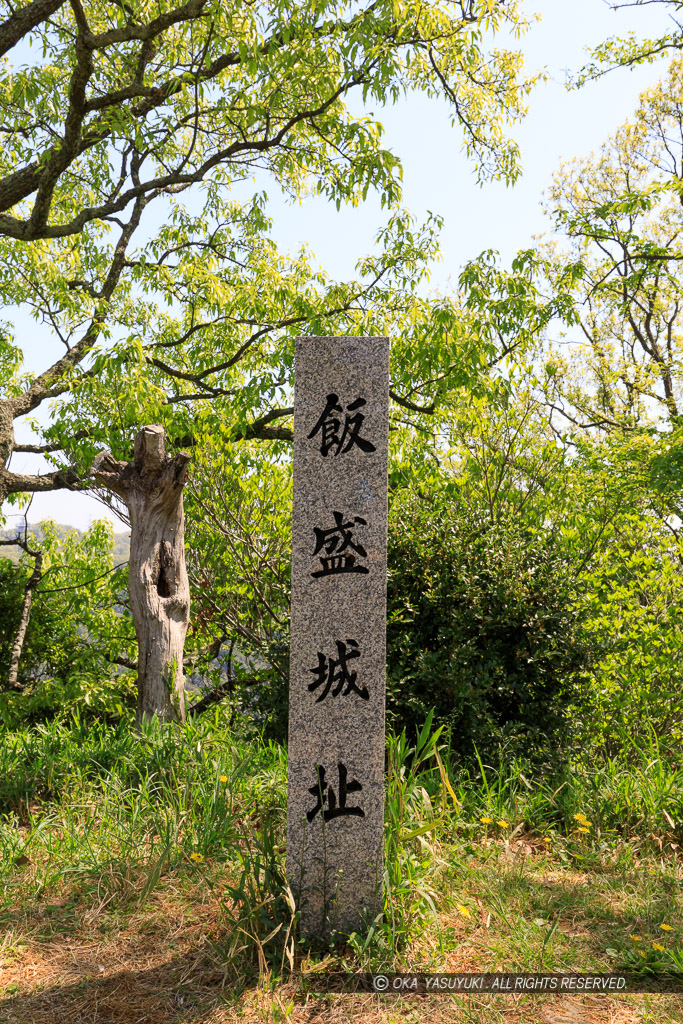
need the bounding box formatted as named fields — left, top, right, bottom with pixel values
left=0, top=521, right=137, bottom=727
left=571, top=512, right=683, bottom=761
left=0, top=555, right=81, bottom=689
left=386, top=491, right=591, bottom=762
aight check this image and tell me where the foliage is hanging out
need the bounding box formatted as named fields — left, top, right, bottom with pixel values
left=0, top=0, right=537, bottom=520
left=543, top=57, right=683, bottom=435
left=0, top=2, right=548, bottom=724
left=570, top=511, right=683, bottom=760
left=649, top=425, right=683, bottom=514
left=0, top=520, right=136, bottom=726
left=576, top=0, right=681, bottom=82
left=2, top=6, right=683, bottom=1006
left=2, top=709, right=681, bottom=868
left=359, top=712, right=450, bottom=968
left=1, top=711, right=682, bottom=1009
left=384, top=386, right=637, bottom=761
left=183, top=436, right=291, bottom=736
left=173, top=385, right=683, bottom=766
left=0, top=556, right=29, bottom=679
left=386, top=485, right=590, bottom=762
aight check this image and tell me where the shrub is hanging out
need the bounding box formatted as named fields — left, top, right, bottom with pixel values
left=386, top=491, right=591, bottom=762
left=0, top=521, right=136, bottom=727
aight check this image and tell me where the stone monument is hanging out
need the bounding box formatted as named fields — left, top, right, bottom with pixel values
left=286, top=335, right=390, bottom=938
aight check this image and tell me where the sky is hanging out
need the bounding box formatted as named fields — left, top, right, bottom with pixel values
left=2, top=0, right=675, bottom=533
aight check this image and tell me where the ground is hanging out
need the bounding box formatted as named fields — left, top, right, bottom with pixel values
left=2, top=839, right=681, bottom=1024
left=2, top=717, right=681, bottom=1023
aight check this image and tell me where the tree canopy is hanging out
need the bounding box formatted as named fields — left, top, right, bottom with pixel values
left=544, top=56, right=683, bottom=435
left=4, top=0, right=683, bottom=756
left=0, top=0, right=536, bottom=515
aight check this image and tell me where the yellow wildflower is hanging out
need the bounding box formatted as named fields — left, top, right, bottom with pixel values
left=652, top=942, right=665, bottom=952
left=573, top=813, right=588, bottom=823
left=457, top=905, right=471, bottom=918
left=497, top=820, right=509, bottom=829
left=543, top=837, right=551, bottom=844
left=219, top=775, right=228, bottom=783
left=639, top=950, right=647, bottom=958
left=480, top=816, right=493, bottom=824
left=190, top=852, right=204, bottom=862
left=631, top=935, right=642, bottom=942
left=660, top=924, right=673, bottom=932
left=577, top=826, right=590, bottom=834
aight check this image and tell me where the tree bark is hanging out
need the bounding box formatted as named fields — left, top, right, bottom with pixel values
left=92, top=425, right=190, bottom=726
left=8, top=548, right=43, bottom=690
left=0, top=533, right=43, bottom=690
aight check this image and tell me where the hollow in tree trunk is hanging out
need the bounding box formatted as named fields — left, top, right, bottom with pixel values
left=92, top=425, right=191, bottom=726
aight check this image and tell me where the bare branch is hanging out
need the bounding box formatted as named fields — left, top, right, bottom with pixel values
left=3, top=466, right=83, bottom=494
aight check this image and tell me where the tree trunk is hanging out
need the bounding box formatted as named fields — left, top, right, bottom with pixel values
left=92, top=425, right=190, bottom=726
left=8, top=548, right=43, bottom=690
left=0, top=529, right=43, bottom=690
left=0, top=400, right=15, bottom=506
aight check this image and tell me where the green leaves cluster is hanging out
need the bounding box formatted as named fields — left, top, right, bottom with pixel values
left=575, top=1, right=683, bottom=83
left=386, top=485, right=590, bottom=763
left=540, top=56, right=683, bottom=434
left=0, top=520, right=136, bottom=726
left=0, top=0, right=540, bottom=538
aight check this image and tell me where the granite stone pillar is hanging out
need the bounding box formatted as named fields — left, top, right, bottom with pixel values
left=287, top=335, right=390, bottom=938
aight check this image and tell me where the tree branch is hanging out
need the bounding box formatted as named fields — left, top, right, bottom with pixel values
left=0, top=62, right=370, bottom=238
left=12, top=427, right=94, bottom=454
left=0, top=0, right=65, bottom=59
left=8, top=195, right=147, bottom=420
left=188, top=671, right=262, bottom=716
left=389, top=389, right=435, bottom=415
left=3, top=466, right=83, bottom=495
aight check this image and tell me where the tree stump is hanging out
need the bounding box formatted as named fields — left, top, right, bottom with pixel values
left=92, top=425, right=191, bottom=726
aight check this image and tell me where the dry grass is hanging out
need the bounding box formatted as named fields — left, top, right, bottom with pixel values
left=2, top=716, right=683, bottom=1022
left=2, top=854, right=682, bottom=1024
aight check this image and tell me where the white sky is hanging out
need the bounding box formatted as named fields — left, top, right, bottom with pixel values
left=2, top=0, right=675, bottom=533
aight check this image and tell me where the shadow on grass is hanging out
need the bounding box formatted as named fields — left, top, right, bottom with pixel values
left=2, top=850, right=683, bottom=1023
left=0, top=948, right=249, bottom=1024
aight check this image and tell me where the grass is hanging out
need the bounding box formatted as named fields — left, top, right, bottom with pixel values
left=0, top=708, right=682, bottom=1023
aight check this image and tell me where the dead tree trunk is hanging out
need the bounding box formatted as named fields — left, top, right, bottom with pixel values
left=92, top=425, right=191, bottom=726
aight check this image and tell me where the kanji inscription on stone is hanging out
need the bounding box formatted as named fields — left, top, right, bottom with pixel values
left=287, top=336, right=389, bottom=937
